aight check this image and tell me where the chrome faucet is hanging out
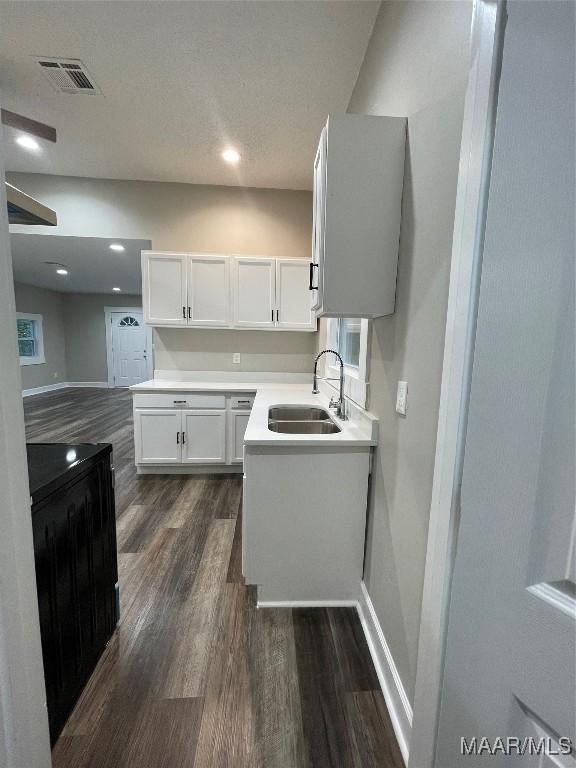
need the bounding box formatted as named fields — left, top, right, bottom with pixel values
left=312, top=349, right=347, bottom=420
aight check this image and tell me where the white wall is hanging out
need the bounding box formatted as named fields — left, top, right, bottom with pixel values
left=8, top=174, right=316, bottom=374
left=13, top=282, right=68, bottom=390
left=331, top=0, right=473, bottom=705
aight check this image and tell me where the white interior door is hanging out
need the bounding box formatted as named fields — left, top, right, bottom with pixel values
left=181, top=410, right=226, bottom=464
left=142, top=251, right=187, bottom=325
left=275, top=259, right=315, bottom=330
left=111, top=311, right=149, bottom=387
left=436, top=4, right=575, bottom=765
left=232, top=257, right=275, bottom=328
left=187, top=254, right=230, bottom=326
left=134, top=410, right=182, bottom=464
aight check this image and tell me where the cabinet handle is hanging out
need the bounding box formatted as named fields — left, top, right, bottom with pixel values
left=182, top=306, right=186, bottom=319
left=309, top=262, right=319, bottom=290
left=176, top=432, right=180, bottom=444
left=173, top=400, right=186, bottom=404
left=271, top=309, right=274, bottom=322
left=182, top=431, right=186, bottom=445
left=276, top=309, right=279, bottom=322
left=188, top=306, right=191, bottom=319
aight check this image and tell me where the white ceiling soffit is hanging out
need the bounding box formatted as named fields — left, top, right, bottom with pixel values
left=10, top=234, right=151, bottom=294
left=0, top=1, right=380, bottom=191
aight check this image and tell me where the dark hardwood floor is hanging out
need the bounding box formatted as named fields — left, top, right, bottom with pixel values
left=24, top=387, right=403, bottom=768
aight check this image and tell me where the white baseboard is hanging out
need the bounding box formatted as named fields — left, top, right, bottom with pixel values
left=257, top=599, right=359, bottom=609
left=357, top=581, right=412, bottom=765
left=66, top=381, right=108, bottom=389
left=136, top=464, right=243, bottom=475
left=22, top=381, right=110, bottom=398
left=22, top=382, right=68, bottom=398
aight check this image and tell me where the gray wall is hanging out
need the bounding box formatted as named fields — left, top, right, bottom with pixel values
left=13, top=282, right=67, bottom=390
left=63, top=293, right=142, bottom=382
left=13, top=283, right=143, bottom=388
left=331, top=0, right=472, bottom=704
left=8, top=175, right=316, bottom=375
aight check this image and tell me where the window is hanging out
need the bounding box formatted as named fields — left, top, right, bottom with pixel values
left=16, top=313, right=45, bottom=366
left=325, top=317, right=371, bottom=408
left=119, top=316, right=140, bottom=327
left=336, top=318, right=361, bottom=369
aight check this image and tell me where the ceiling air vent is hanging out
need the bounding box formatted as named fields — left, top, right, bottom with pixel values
left=34, top=57, right=101, bottom=95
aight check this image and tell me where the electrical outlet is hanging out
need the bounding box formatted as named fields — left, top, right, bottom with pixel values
left=233, top=352, right=241, bottom=364
left=53, top=371, right=58, bottom=378
left=396, top=381, right=408, bottom=416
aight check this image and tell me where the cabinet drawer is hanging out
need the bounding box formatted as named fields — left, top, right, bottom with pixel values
left=133, top=392, right=226, bottom=409
left=230, top=394, right=255, bottom=410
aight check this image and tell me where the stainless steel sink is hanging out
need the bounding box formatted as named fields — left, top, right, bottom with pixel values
left=268, top=420, right=341, bottom=434
left=268, top=406, right=330, bottom=421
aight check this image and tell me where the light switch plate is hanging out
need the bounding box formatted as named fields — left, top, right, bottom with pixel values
left=233, top=352, right=241, bottom=364
left=396, top=380, right=408, bottom=416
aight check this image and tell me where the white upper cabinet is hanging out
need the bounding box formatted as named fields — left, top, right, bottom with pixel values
left=233, top=257, right=276, bottom=329
left=142, top=252, right=188, bottom=326
left=187, top=254, right=230, bottom=326
left=142, top=251, right=316, bottom=332
left=311, top=114, right=406, bottom=318
left=275, top=259, right=314, bottom=330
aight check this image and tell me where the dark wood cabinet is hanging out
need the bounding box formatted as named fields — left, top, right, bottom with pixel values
left=28, top=443, right=118, bottom=744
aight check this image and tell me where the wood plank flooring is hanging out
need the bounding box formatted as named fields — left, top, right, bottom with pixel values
left=24, top=387, right=403, bottom=768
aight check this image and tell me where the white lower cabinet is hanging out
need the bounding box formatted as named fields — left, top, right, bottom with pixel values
left=243, top=445, right=371, bottom=602
left=228, top=411, right=251, bottom=464
left=133, top=392, right=254, bottom=471
left=135, top=409, right=182, bottom=464
left=182, top=410, right=226, bottom=464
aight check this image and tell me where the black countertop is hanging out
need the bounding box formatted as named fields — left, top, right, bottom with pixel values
left=27, top=443, right=112, bottom=505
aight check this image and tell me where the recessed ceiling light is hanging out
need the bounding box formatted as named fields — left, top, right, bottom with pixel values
left=16, top=135, right=40, bottom=151
left=56, top=268, right=69, bottom=276
left=222, top=148, right=241, bottom=164
left=109, top=243, right=125, bottom=252
left=112, top=287, right=121, bottom=292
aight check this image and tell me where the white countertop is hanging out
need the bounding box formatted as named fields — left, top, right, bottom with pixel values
left=244, top=386, right=377, bottom=447
left=130, top=376, right=378, bottom=447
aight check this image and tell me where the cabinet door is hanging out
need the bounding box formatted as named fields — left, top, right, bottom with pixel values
left=187, top=254, right=231, bottom=327
left=232, top=257, right=276, bottom=328
left=142, top=252, right=188, bottom=326
left=228, top=411, right=250, bottom=464
left=182, top=410, right=226, bottom=464
left=275, top=259, right=315, bottom=330
left=134, top=409, right=182, bottom=464
left=311, top=128, right=327, bottom=312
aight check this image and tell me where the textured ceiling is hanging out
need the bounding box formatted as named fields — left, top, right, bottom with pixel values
left=11, top=234, right=151, bottom=294
left=0, top=1, right=379, bottom=190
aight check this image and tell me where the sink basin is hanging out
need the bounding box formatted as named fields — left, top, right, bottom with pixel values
left=268, top=420, right=341, bottom=434
left=268, top=406, right=331, bottom=421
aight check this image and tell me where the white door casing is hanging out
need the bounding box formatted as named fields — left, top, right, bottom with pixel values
left=232, top=256, right=275, bottom=328
left=181, top=410, right=227, bottom=464
left=110, top=311, right=148, bottom=387
left=435, top=2, right=575, bottom=765
left=409, top=2, right=504, bottom=765
left=275, top=259, right=315, bottom=330
left=142, top=251, right=187, bottom=325
left=187, top=254, right=230, bottom=326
